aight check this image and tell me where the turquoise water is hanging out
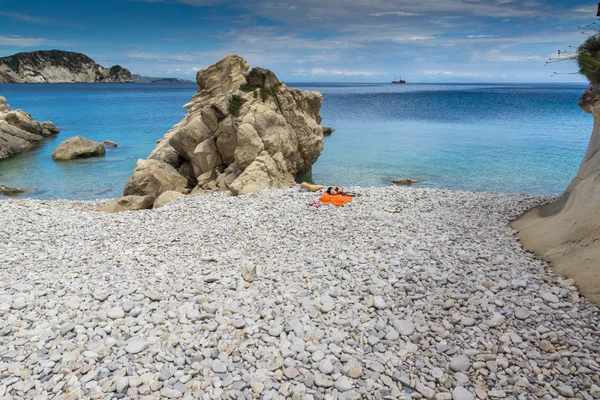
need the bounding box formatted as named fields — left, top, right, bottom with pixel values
left=0, top=82, right=591, bottom=199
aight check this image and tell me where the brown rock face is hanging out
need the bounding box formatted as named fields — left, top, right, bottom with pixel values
left=126, top=54, right=327, bottom=198
left=51, top=136, right=106, bottom=160
left=511, top=83, right=600, bottom=305
left=101, top=195, right=155, bottom=213
left=0, top=98, right=60, bottom=161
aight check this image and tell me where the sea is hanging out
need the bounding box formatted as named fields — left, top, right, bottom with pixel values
left=0, top=82, right=591, bottom=200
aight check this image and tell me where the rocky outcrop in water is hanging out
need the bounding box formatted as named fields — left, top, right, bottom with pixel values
left=51, top=136, right=106, bottom=160
left=512, top=83, right=600, bottom=305
left=124, top=54, right=326, bottom=198
left=0, top=96, right=60, bottom=161
left=0, top=50, right=133, bottom=83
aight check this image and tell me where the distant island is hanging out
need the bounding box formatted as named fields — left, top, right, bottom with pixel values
left=0, top=50, right=133, bottom=83
left=132, top=74, right=194, bottom=84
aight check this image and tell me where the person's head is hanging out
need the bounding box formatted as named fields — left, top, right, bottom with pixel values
left=327, top=186, right=343, bottom=195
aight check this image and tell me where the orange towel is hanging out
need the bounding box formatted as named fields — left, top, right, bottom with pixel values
left=319, top=193, right=353, bottom=207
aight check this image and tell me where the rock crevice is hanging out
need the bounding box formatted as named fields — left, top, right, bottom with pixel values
left=124, top=55, right=327, bottom=198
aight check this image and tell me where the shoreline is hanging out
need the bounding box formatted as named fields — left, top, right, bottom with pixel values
left=1, top=186, right=598, bottom=399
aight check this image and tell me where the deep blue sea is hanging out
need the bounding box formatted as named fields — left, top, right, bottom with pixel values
left=0, top=82, right=591, bottom=200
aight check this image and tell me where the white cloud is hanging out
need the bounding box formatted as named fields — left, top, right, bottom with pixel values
left=309, top=68, right=374, bottom=76
left=0, top=35, right=50, bottom=47
left=368, top=11, right=422, bottom=17
left=419, top=70, right=493, bottom=78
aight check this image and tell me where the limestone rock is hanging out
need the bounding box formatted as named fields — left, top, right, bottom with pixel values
left=0, top=101, right=61, bottom=161
left=103, top=140, right=118, bottom=147
left=51, top=136, right=105, bottom=160
left=4, top=110, right=44, bottom=136
left=123, top=159, right=188, bottom=198
left=322, top=126, right=335, bottom=136
left=124, top=54, right=325, bottom=197
left=153, top=190, right=183, bottom=209
left=0, top=96, right=9, bottom=112
left=512, top=83, right=600, bottom=305
left=40, top=121, right=60, bottom=136
left=0, top=185, right=30, bottom=196
left=101, top=195, right=155, bottom=213
left=246, top=67, right=280, bottom=89
left=392, top=179, right=421, bottom=185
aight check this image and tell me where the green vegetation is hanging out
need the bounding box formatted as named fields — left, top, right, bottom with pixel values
left=229, top=98, right=242, bottom=116
left=239, top=83, right=282, bottom=102
left=240, top=84, right=259, bottom=92
left=577, top=35, right=600, bottom=83
left=548, top=23, right=600, bottom=84
left=3, top=56, right=20, bottom=73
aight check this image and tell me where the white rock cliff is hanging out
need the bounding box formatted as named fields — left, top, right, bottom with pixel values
left=512, top=84, right=600, bottom=305
left=124, top=55, right=325, bottom=199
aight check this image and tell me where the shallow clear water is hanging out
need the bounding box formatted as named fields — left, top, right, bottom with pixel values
left=0, top=82, right=591, bottom=199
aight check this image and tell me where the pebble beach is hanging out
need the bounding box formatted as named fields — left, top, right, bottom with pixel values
left=1, top=186, right=599, bottom=400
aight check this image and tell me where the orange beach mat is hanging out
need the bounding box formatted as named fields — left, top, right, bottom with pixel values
left=319, top=193, right=353, bottom=207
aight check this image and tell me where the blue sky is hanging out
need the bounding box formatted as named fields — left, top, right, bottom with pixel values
left=0, top=0, right=596, bottom=82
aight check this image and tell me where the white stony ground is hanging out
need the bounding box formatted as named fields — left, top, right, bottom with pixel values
left=1, top=187, right=599, bottom=400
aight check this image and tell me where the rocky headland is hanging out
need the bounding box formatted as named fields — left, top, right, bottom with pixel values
left=0, top=50, right=132, bottom=83
left=512, top=83, right=600, bottom=305
left=0, top=96, right=60, bottom=161
left=119, top=55, right=326, bottom=211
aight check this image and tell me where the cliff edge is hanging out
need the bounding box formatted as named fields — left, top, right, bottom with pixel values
left=122, top=54, right=326, bottom=205
left=0, top=50, right=133, bottom=83
left=511, top=84, right=600, bottom=305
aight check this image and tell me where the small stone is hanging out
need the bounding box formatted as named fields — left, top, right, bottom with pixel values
left=212, top=360, right=227, bottom=373
left=242, top=263, right=257, bottom=283
left=416, top=382, right=435, bottom=399
left=160, top=387, right=183, bottom=398
left=145, top=290, right=164, bottom=301
left=314, top=373, right=334, bottom=388
left=486, top=312, right=505, bottom=328
left=125, top=338, right=149, bottom=354
left=556, top=385, right=574, bottom=397
left=449, top=355, right=470, bottom=372
left=116, top=377, right=129, bottom=393
left=541, top=292, right=559, bottom=303
left=540, top=340, right=553, bottom=352
left=344, top=361, right=362, bottom=378
left=461, top=317, right=475, bottom=327
left=251, top=381, right=264, bottom=394
left=312, top=350, right=325, bottom=362
left=373, top=296, right=387, bottom=310
left=319, top=359, right=334, bottom=374
left=335, top=376, right=353, bottom=392
left=514, top=307, right=530, bottom=320
left=452, top=386, right=475, bottom=400
left=107, top=307, right=125, bottom=319
left=392, top=319, right=415, bottom=336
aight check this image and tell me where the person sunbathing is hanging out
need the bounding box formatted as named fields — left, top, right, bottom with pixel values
left=325, top=186, right=346, bottom=195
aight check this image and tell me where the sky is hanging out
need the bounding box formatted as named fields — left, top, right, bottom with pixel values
left=0, top=0, right=597, bottom=82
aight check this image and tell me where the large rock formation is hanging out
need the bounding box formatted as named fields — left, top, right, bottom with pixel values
left=51, top=136, right=106, bottom=160
left=0, top=96, right=60, bottom=161
left=124, top=55, right=326, bottom=198
left=512, top=84, right=600, bottom=305
left=0, top=50, right=133, bottom=83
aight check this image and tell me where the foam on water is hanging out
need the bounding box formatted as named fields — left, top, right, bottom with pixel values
left=0, top=82, right=591, bottom=199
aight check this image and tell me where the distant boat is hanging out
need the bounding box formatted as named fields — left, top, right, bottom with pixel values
left=392, top=76, right=406, bottom=84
